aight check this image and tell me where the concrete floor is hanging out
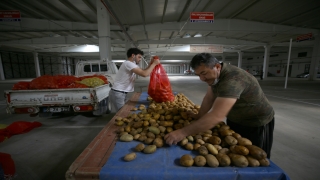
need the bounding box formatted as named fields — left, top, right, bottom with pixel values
left=0, top=76, right=319, bottom=180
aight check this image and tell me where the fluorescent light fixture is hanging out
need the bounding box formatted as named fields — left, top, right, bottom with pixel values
left=194, top=33, right=202, bottom=37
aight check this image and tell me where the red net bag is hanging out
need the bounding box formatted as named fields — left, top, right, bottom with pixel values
left=12, top=81, right=30, bottom=90
left=54, top=75, right=79, bottom=88
left=148, top=62, right=175, bottom=103
left=29, top=75, right=59, bottom=89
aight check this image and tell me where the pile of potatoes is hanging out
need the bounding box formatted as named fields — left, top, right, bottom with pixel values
left=116, top=93, right=269, bottom=168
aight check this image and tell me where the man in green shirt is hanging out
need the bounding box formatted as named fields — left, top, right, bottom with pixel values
left=164, top=53, right=274, bottom=158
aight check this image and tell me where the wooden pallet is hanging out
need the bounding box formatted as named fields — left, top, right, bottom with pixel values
left=65, top=92, right=141, bottom=180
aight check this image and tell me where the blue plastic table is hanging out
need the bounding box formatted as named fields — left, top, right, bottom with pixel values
left=100, top=92, right=290, bottom=180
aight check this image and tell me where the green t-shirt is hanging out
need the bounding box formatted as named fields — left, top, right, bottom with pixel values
left=211, top=63, right=274, bottom=127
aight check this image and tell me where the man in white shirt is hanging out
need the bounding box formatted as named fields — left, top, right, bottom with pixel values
left=109, top=48, right=160, bottom=112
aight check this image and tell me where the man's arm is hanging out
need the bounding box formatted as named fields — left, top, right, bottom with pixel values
left=132, top=59, right=160, bottom=77
left=193, top=86, right=215, bottom=119
left=164, top=97, right=237, bottom=145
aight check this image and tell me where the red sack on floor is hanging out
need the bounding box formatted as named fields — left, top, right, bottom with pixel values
left=148, top=64, right=175, bottom=103
left=0, top=121, right=42, bottom=142
left=0, top=152, right=15, bottom=178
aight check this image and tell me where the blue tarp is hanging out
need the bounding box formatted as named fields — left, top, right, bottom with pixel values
left=100, top=92, right=290, bottom=180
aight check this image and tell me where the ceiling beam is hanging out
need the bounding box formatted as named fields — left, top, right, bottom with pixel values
left=215, top=0, right=235, bottom=17
left=59, top=0, right=92, bottom=23
left=201, top=0, right=216, bottom=12
left=177, top=0, right=192, bottom=22
left=0, top=18, right=121, bottom=32
left=37, top=0, right=74, bottom=21
left=228, top=0, right=259, bottom=18
left=11, top=1, right=57, bottom=20
left=0, top=1, right=42, bottom=19
left=161, top=0, right=168, bottom=24
left=82, top=0, right=97, bottom=15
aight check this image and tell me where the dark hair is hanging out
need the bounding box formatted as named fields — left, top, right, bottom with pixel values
left=190, top=53, right=220, bottom=69
left=126, top=48, right=144, bottom=58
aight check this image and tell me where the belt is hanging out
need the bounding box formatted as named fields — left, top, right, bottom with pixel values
left=111, top=88, right=128, bottom=94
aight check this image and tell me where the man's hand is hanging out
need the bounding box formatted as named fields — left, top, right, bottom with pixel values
left=164, top=129, right=187, bottom=145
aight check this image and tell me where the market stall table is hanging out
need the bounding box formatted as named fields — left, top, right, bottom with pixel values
left=66, top=92, right=290, bottom=180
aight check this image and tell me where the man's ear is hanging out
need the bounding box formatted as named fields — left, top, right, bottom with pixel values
left=215, top=63, right=221, bottom=70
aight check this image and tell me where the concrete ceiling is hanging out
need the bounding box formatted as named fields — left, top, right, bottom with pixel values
left=0, top=0, right=319, bottom=61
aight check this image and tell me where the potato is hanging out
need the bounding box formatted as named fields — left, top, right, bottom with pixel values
left=144, top=137, right=154, bottom=145
left=225, top=135, right=238, bottom=145
left=198, top=146, right=209, bottom=156
left=196, top=139, right=205, bottom=145
left=135, top=143, right=145, bottom=152
left=216, top=153, right=231, bottom=167
left=232, top=133, right=242, bottom=139
left=180, top=138, right=188, bottom=146
left=218, top=148, right=230, bottom=154
left=138, top=135, right=147, bottom=142
left=153, top=138, right=164, bottom=148
left=133, top=134, right=141, bottom=140
left=185, top=143, right=194, bottom=150
left=146, top=132, right=155, bottom=139
left=229, top=153, right=248, bottom=167
left=194, top=155, right=206, bottom=167
left=259, top=158, right=270, bottom=166
left=213, top=145, right=222, bottom=151
left=237, top=137, right=252, bottom=146
left=120, top=134, right=133, bottom=142
left=246, top=145, right=267, bottom=160
left=207, top=136, right=221, bottom=145
left=193, top=143, right=201, bottom=151
left=187, top=135, right=194, bottom=142
left=158, top=126, right=166, bottom=133
left=160, top=121, right=174, bottom=127
left=143, top=145, right=157, bottom=154
left=232, top=145, right=249, bottom=156
left=219, top=125, right=230, bottom=131
left=206, top=144, right=218, bottom=155
left=123, top=153, right=136, bottom=162
left=205, top=154, right=219, bottom=167
left=246, top=155, right=260, bottom=167
left=180, top=154, right=194, bottom=167
left=220, top=129, right=234, bottom=137
left=148, top=126, right=160, bottom=134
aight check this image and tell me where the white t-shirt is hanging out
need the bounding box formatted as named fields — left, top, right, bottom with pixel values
left=112, top=61, right=139, bottom=92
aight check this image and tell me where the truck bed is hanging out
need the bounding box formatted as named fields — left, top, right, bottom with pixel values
left=6, top=84, right=111, bottom=106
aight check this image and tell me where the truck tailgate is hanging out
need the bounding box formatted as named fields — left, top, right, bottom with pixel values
left=6, top=84, right=111, bottom=106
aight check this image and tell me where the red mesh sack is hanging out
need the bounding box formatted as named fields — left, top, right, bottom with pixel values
left=54, top=75, right=79, bottom=88
left=12, top=81, right=30, bottom=90
left=29, top=75, right=59, bottom=89
left=148, top=64, right=175, bottom=103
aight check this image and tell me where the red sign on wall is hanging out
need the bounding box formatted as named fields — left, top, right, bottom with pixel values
left=296, top=33, right=313, bottom=42
left=190, top=12, right=214, bottom=23
left=0, top=10, right=21, bottom=21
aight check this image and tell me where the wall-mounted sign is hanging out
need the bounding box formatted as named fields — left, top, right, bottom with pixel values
left=0, top=10, right=21, bottom=21
left=190, top=12, right=214, bottom=23
left=296, top=33, right=313, bottom=42
left=190, top=45, right=223, bottom=53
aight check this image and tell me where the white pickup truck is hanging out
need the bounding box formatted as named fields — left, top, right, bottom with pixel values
left=4, top=60, right=118, bottom=117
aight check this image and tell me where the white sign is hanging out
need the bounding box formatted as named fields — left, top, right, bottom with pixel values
left=190, top=45, right=223, bottom=53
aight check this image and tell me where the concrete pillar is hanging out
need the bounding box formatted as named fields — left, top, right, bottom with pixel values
left=97, top=0, right=111, bottom=62
left=237, top=51, right=243, bottom=68
left=263, top=45, right=271, bottom=79
left=309, top=33, right=320, bottom=81
left=33, top=52, right=41, bottom=77
left=0, top=54, right=5, bottom=80
left=125, top=40, right=130, bottom=60
left=222, top=53, right=226, bottom=62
